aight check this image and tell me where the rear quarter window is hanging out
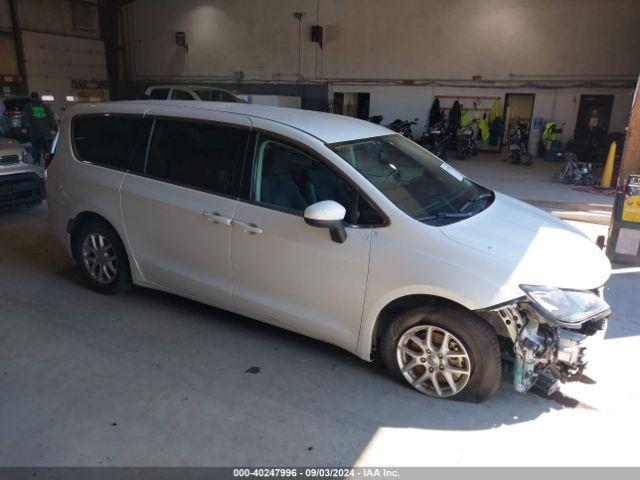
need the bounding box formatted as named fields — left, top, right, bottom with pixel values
left=72, top=115, right=153, bottom=172
left=146, top=88, right=170, bottom=100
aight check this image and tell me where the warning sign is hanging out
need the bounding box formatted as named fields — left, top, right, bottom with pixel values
left=622, top=176, right=640, bottom=223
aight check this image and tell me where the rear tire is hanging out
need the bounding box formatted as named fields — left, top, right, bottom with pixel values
left=72, top=219, right=132, bottom=295
left=457, top=143, right=467, bottom=160
left=380, top=306, right=501, bottom=402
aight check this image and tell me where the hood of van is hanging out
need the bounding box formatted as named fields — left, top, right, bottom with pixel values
left=440, top=192, right=611, bottom=291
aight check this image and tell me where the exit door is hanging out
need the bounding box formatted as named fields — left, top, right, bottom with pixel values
left=574, top=95, right=614, bottom=141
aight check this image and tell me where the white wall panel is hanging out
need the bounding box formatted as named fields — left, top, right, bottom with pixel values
left=17, top=0, right=99, bottom=39
left=123, top=0, right=640, bottom=81
left=0, top=0, right=11, bottom=32
left=332, top=84, right=633, bottom=148
left=22, top=30, right=107, bottom=116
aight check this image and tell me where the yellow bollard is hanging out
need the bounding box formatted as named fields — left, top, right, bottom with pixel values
left=600, top=141, right=616, bottom=188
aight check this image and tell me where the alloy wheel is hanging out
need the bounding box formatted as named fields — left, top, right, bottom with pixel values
left=81, top=233, right=118, bottom=284
left=396, top=325, right=472, bottom=397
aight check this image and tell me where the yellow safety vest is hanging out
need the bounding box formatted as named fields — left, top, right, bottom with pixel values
left=543, top=122, right=558, bottom=142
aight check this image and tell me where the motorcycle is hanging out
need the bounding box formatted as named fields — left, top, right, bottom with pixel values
left=386, top=118, right=418, bottom=141
left=505, top=123, right=532, bottom=166
left=368, top=115, right=383, bottom=125
left=417, top=121, right=452, bottom=161
left=455, top=120, right=479, bottom=159
left=555, top=152, right=594, bottom=185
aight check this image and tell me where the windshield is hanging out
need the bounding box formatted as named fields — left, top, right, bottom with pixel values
left=331, top=135, right=493, bottom=225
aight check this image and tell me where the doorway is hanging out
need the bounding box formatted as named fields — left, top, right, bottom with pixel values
left=569, top=94, right=614, bottom=163
left=502, top=93, right=535, bottom=157
left=504, top=93, right=535, bottom=135
left=574, top=94, right=614, bottom=143
left=333, top=92, right=370, bottom=119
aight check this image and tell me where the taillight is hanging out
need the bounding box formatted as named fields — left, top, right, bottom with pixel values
left=43, top=152, right=54, bottom=169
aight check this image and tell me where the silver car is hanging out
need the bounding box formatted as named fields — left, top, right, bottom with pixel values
left=0, top=137, right=45, bottom=209
left=144, top=85, right=246, bottom=102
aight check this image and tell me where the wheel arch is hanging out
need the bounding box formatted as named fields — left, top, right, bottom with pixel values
left=68, top=210, right=145, bottom=284
left=67, top=211, right=134, bottom=267
left=69, top=211, right=116, bottom=255
left=360, top=292, right=499, bottom=361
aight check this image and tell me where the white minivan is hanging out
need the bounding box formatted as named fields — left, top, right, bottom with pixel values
left=46, top=101, right=611, bottom=402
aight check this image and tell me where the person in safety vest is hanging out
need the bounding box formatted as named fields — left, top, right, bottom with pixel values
left=460, top=110, right=472, bottom=128
left=543, top=121, right=560, bottom=143
left=22, top=92, right=56, bottom=165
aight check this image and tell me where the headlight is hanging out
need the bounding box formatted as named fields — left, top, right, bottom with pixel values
left=520, top=285, right=610, bottom=326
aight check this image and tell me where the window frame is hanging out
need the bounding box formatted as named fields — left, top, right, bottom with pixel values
left=141, top=115, right=252, bottom=200
left=70, top=113, right=154, bottom=173
left=240, top=129, right=390, bottom=228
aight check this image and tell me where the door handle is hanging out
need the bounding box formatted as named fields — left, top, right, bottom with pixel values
left=232, top=219, right=263, bottom=235
left=201, top=211, right=232, bottom=226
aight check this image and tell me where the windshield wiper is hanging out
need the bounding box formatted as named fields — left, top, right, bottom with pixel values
left=459, top=192, right=493, bottom=213
left=417, top=211, right=475, bottom=222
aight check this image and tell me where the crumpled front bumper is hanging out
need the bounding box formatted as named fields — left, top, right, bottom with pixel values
left=485, top=300, right=609, bottom=394
left=555, top=314, right=608, bottom=377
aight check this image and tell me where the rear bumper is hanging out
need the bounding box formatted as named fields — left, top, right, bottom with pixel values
left=3, top=127, right=29, bottom=143
left=0, top=172, right=46, bottom=208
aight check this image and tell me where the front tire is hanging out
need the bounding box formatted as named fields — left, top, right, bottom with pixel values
left=72, top=219, right=132, bottom=295
left=380, top=306, right=501, bottom=402
left=457, top=143, right=467, bottom=160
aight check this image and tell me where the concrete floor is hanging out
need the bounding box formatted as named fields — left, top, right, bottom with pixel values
left=450, top=152, right=614, bottom=206
left=1, top=204, right=639, bottom=467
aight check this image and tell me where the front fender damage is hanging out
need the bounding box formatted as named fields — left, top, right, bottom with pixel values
left=478, top=299, right=608, bottom=395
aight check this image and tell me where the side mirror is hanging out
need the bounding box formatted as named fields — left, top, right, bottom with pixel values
left=303, top=200, right=347, bottom=244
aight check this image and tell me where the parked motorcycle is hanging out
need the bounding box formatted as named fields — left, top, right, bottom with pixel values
left=505, top=123, right=532, bottom=166
left=456, top=120, right=479, bottom=159
left=555, top=152, right=594, bottom=185
left=368, top=115, right=383, bottom=125
left=417, top=121, right=452, bottom=161
left=387, top=118, right=418, bottom=140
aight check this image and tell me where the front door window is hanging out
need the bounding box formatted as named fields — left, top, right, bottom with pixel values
left=252, top=135, right=381, bottom=225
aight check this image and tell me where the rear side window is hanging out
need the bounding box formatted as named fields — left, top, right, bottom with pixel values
left=147, top=88, right=169, bottom=99
left=72, top=115, right=153, bottom=172
left=218, top=91, right=240, bottom=102
left=194, top=90, right=240, bottom=102
left=194, top=89, right=213, bottom=101
left=171, top=89, right=195, bottom=100
left=146, top=119, right=249, bottom=196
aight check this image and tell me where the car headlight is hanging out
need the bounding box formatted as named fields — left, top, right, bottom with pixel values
left=20, top=151, right=32, bottom=164
left=520, top=285, right=610, bottom=327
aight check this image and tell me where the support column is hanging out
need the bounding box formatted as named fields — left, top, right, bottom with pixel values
left=98, top=0, right=120, bottom=101
left=8, top=0, right=27, bottom=94
left=618, top=76, right=640, bottom=183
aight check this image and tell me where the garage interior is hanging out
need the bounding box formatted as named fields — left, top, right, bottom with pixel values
left=2, top=0, right=640, bottom=470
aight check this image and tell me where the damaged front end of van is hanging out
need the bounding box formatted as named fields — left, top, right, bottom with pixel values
left=482, top=286, right=610, bottom=394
